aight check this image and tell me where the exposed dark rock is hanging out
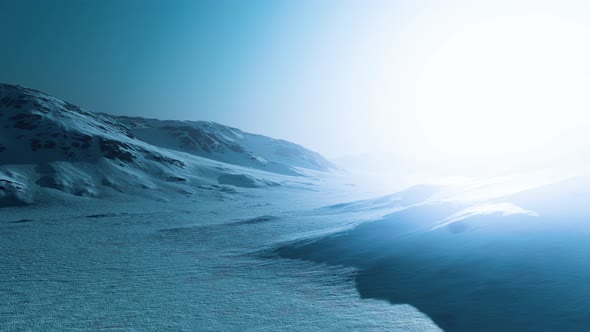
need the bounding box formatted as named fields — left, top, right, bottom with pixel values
left=43, top=141, right=56, bottom=149
left=230, top=215, right=279, bottom=226
left=146, top=153, right=186, bottom=168
left=8, top=219, right=33, bottom=224
left=99, top=138, right=135, bottom=162
left=162, top=125, right=222, bottom=153
left=30, top=138, right=43, bottom=151
left=165, top=176, right=187, bottom=182
left=71, top=133, right=93, bottom=149
left=228, top=144, right=244, bottom=153
left=10, top=113, right=42, bottom=130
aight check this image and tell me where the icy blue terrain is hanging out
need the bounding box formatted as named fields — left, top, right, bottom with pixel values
left=2, top=84, right=590, bottom=331
left=277, top=177, right=590, bottom=331
left=0, top=84, right=439, bottom=330
left=0, top=185, right=441, bottom=331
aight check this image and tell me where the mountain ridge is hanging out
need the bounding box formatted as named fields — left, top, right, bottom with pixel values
left=0, top=83, right=335, bottom=207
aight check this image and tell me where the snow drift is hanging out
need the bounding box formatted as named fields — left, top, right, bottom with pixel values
left=276, top=178, right=590, bottom=331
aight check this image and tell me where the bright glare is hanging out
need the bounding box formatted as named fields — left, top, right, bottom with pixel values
left=391, top=9, right=590, bottom=175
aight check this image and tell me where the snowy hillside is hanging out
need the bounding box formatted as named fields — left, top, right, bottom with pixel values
left=0, top=83, right=334, bottom=207
left=116, top=117, right=336, bottom=176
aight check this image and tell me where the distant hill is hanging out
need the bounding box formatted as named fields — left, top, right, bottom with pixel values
left=0, top=83, right=334, bottom=206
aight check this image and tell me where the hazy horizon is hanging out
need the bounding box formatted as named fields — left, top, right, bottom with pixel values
left=4, top=2, right=590, bottom=331
left=3, top=0, right=590, bottom=176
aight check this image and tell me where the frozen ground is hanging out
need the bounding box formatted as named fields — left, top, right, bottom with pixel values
left=276, top=175, right=590, bottom=332
left=3, top=84, right=590, bottom=331
left=4, top=171, right=590, bottom=331
left=0, top=181, right=442, bottom=331
left=0, top=83, right=442, bottom=331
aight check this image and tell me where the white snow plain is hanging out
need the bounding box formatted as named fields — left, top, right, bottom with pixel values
left=0, top=179, right=442, bottom=331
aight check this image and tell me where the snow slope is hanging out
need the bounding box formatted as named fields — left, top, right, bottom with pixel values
left=116, top=116, right=336, bottom=176
left=7, top=83, right=589, bottom=331
left=276, top=175, right=590, bottom=331
left=0, top=83, right=334, bottom=207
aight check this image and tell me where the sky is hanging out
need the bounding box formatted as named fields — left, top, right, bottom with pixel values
left=2, top=0, right=590, bottom=176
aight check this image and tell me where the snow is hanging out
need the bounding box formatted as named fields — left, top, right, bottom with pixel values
left=432, top=202, right=538, bottom=230
left=276, top=175, right=590, bottom=331
left=3, top=83, right=590, bottom=331
left=0, top=184, right=441, bottom=331
left=0, top=83, right=335, bottom=208
left=116, top=116, right=335, bottom=176
left=0, top=83, right=441, bottom=330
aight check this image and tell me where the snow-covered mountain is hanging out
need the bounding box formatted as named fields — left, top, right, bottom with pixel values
left=116, top=117, right=335, bottom=176
left=0, top=83, right=334, bottom=206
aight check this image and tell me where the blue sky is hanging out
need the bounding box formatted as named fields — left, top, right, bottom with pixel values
left=0, top=0, right=289, bottom=121
left=3, top=0, right=590, bottom=176
left=0, top=0, right=422, bottom=156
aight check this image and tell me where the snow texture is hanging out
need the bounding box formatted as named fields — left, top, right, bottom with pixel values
left=0, top=83, right=334, bottom=207
left=3, top=83, right=590, bottom=331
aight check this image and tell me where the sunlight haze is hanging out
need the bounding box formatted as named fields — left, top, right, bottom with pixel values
left=1, top=0, right=589, bottom=176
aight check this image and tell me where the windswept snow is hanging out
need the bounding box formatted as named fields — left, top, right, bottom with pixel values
left=0, top=83, right=335, bottom=208
left=4, top=83, right=590, bottom=331
left=276, top=175, right=590, bottom=331
left=431, top=202, right=538, bottom=230
left=0, top=171, right=33, bottom=206
left=116, top=117, right=336, bottom=175
left=0, top=180, right=442, bottom=331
